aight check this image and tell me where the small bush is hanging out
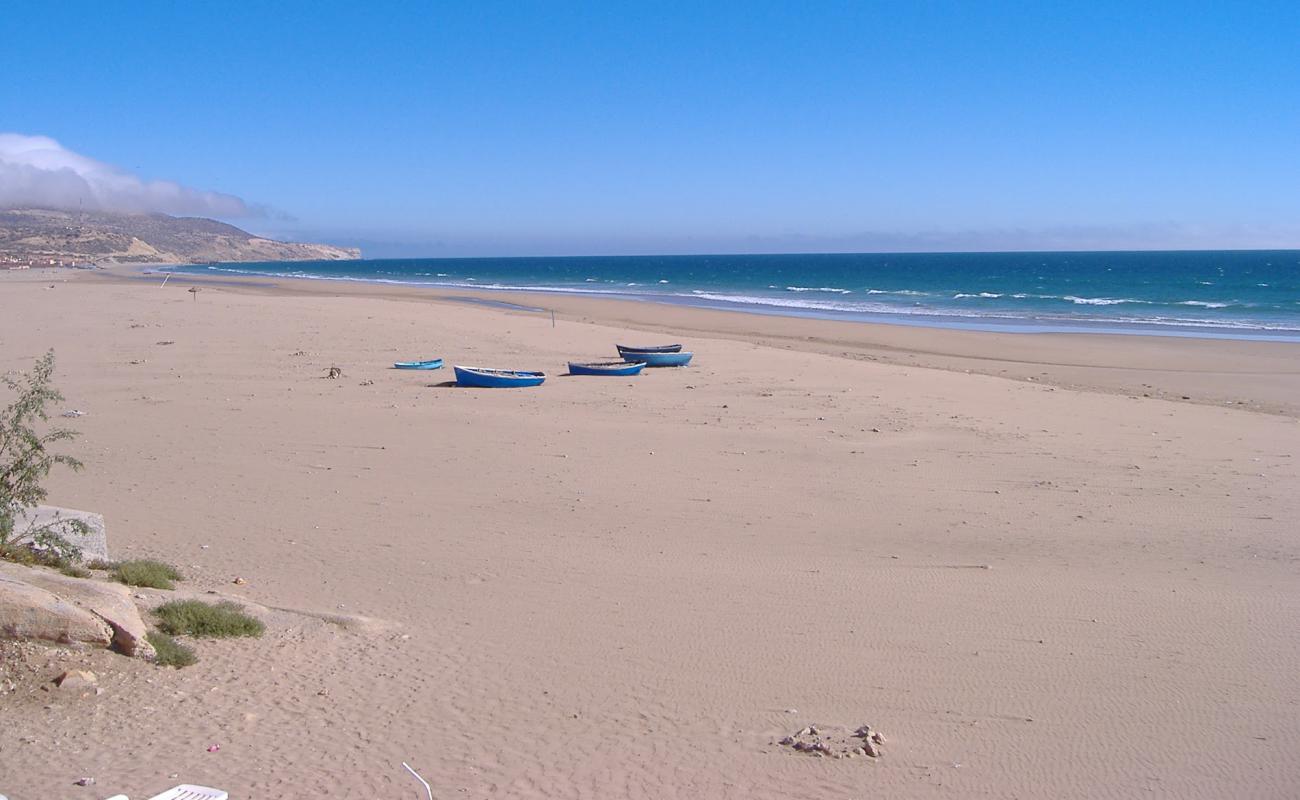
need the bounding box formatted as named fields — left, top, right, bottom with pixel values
left=1, top=541, right=44, bottom=566
left=147, top=630, right=197, bottom=668
left=1, top=351, right=90, bottom=564
left=0, top=541, right=72, bottom=570
left=155, top=600, right=264, bottom=638
left=1, top=350, right=86, bottom=562
left=59, top=563, right=92, bottom=578
left=113, top=559, right=184, bottom=590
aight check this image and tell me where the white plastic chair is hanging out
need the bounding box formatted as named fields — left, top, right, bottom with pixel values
left=148, top=787, right=229, bottom=800
left=100, top=788, right=229, bottom=800
left=142, top=790, right=231, bottom=800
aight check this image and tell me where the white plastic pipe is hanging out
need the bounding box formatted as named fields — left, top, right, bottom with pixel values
left=402, top=762, right=434, bottom=800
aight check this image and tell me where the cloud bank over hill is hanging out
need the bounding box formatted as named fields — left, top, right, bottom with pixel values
left=0, top=133, right=259, bottom=218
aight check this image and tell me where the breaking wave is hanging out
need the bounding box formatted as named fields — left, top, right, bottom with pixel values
left=785, top=286, right=853, bottom=294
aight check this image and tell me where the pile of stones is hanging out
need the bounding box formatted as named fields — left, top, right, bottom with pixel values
left=778, top=723, right=886, bottom=759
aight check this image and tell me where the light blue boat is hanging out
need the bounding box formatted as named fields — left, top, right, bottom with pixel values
left=393, top=358, right=444, bottom=370
left=453, top=365, right=546, bottom=388
left=568, top=360, right=647, bottom=376
left=620, top=350, right=693, bottom=367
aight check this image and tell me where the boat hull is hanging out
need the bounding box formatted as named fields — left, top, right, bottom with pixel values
left=393, top=359, right=444, bottom=370
left=616, top=343, right=682, bottom=356
left=620, top=351, right=693, bottom=367
left=568, top=361, right=646, bottom=376
left=453, top=365, right=546, bottom=388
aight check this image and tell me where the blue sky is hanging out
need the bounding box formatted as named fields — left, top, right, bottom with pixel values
left=4, top=1, right=1299, bottom=256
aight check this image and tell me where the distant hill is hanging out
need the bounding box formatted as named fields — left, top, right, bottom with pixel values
left=0, top=207, right=360, bottom=265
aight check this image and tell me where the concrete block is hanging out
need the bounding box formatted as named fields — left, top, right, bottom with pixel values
left=11, top=505, right=109, bottom=561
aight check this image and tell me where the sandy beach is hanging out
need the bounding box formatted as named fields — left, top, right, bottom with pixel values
left=2, top=266, right=1298, bottom=799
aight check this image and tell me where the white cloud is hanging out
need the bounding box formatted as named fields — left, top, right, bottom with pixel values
left=0, top=133, right=258, bottom=218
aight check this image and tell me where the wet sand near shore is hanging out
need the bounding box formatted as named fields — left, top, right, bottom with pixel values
left=112, top=265, right=1300, bottom=417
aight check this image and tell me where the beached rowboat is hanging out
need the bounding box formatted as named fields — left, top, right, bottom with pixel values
left=568, top=360, right=647, bottom=376
left=393, top=358, right=444, bottom=370
left=453, top=365, right=546, bottom=388
left=616, top=343, right=682, bottom=356
left=619, top=350, right=693, bottom=367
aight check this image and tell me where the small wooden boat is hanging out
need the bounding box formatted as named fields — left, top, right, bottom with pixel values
left=453, top=365, right=546, bottom=388
left=616, top=343, right=682, bottom=356
left=568, top=360, right=647, bottom=376
left=393, top=358, right=444, bottom=370
left=620, top=350, right=693, bottom=367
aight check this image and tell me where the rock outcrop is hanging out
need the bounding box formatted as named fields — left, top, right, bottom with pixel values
left=0, top=564, right=155, bottom=659
left=0, top=572, right=113, bottom=648
left=3, top=564, right=154, bottom=659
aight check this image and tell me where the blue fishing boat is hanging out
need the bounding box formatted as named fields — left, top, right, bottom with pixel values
left=453, top=365, right=546, bottom=388
left=616, top=343, right=682, bottom=357
left=393, top=358, right=444, bottom=370
left=568, top=360, right=647, bottom=376
left=620, top=350, right=693, bottom=367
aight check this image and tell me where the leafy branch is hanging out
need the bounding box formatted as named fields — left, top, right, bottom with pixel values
left=0, top=350, right=88, bottom=561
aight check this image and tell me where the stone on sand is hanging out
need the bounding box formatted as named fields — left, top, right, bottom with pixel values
left=0, top=564, right=154, bottom=659
left=0, top=573, right=113, bottom=648
left=0, top=563, right=155, bottom=659
left=778, top=722, right=886, bottom=760
left=55, top=669, right=98, bottom=690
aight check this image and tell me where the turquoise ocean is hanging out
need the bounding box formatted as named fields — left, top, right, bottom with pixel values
left=171, top=250, right=1300, bottom=341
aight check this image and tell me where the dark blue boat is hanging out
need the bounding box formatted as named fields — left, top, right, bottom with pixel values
left=617, top=343, right=682, bottom=357
left=453, top=365, right=546, bottom=388
left=620, top=350, right=693, bottom=367
left=568, top=360, right=647, bottom=376
left=393, top=358, right=444, bottom=370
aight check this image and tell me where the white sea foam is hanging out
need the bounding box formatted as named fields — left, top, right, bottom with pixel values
left=786, top=286, right=853, bottom=294
left=689, top=291, right=899, bottom=315
left=679, top=290, right=1298, bottom=330
left=953, top=292, right=1004, bottom=299
left=1064, top=296, right=1140, bottom=305
left=182, top=265, right=1300, bottom=336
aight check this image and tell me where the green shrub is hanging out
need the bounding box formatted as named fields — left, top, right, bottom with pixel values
left=155, top=600, right=264, bottom=638
left=147, top=630, right=197, bottom=668
left=0, top=350, right=87, bottom=562
left=1, top=541, right=45, bottom=566
left=0, top=541, right=74, bottom=570
left=113, top=559, right=184, bottom=590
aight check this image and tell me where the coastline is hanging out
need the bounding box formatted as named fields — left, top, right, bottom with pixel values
left=107, top=263, right=1300, bottom=417
left=2, top=265, right=1298, bottom=798
left=159, top=251, right=1300, bottom=342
